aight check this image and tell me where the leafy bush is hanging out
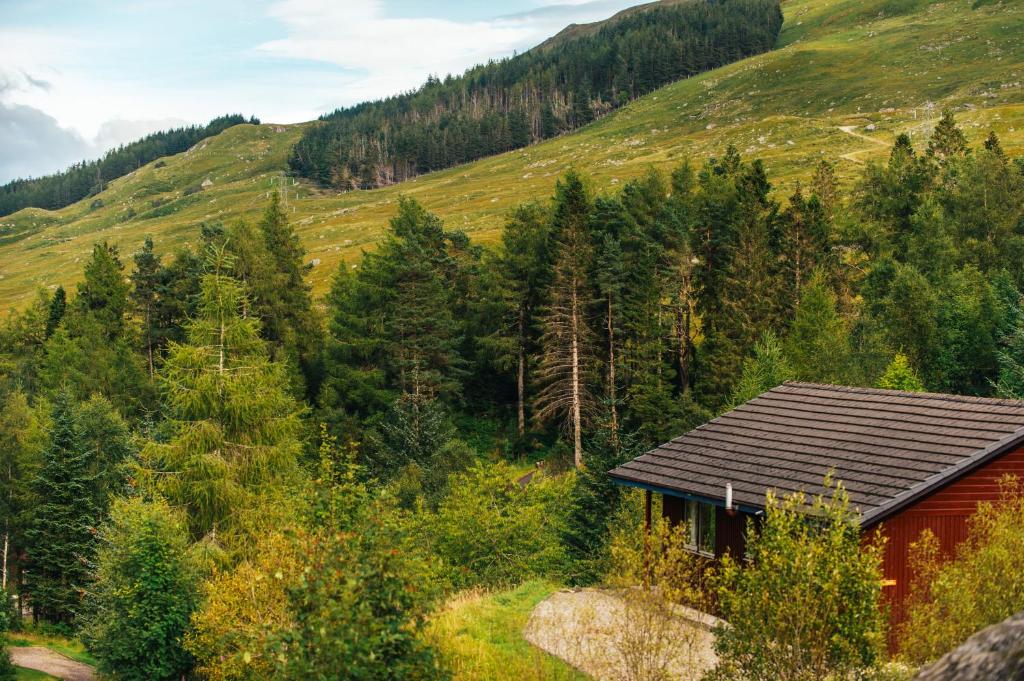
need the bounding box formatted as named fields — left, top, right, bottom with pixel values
left=429, top=462, right=570, bottom=589
left=82, top=497, right=198, bottom=681
left=267, top=528, right=447, bottom=680
left=603, top=514, right=714, bottom=679
left=186, top=531, right=304, bottom=681
left=709, top=481, right=887, bottom=681
left=0, top=597, right=15, bottom=681
left=897, top=477, right=1024, bottom=664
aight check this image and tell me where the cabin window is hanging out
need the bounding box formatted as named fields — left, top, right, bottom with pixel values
left=682, top=499, right=716, bottom=556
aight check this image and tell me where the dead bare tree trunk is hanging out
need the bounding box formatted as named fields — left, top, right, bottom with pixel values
left=607, top=292, right=619, bottom=441
left=517, top=307, right=527, bottom=439
left=571, top=276, right=583, bottom=468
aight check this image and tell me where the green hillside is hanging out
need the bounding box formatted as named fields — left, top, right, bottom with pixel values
left=0, top=0, right=1022, bottom=312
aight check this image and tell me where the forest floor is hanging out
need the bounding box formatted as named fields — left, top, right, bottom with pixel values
left=10, top=647, right=94, bottom=681
left=524, top=588, right=718, bottom=681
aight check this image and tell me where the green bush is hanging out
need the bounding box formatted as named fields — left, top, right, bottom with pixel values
left=267, top=528, right=447, bottom=680
left=82, top=497, right=198, bottom=681
left=709, top=480, right=887, bottom=681
left=897, top=477, right=1024, bottom=664
left=0, top=597, right=15, bottom=681
left=429, top=462, right=570, bottom=589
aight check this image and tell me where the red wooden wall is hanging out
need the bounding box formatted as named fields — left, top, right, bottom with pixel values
left=867, top=445, right=1024, bottom=629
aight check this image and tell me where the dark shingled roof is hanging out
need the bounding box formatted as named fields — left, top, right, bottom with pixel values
left=609, top=382, right=1024, bottom=526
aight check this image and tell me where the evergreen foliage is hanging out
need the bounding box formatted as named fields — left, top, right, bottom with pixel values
left=730, top=331, right=794, bottom=407
left=137, top=247, right=303, bottom=548
left=26, top=392, right=100, bottom=625
left=289, top=1, right=783, bottom=189
left=877, top=352, right=926, bottom=392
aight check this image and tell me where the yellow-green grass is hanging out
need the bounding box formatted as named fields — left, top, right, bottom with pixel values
left=8, top=631, right=97, bottom=667
left=15, top=668, right=57, bottom=681
left=1, top=0, right=1022, bottom=313
left=427, top=580, right=588, bottom=680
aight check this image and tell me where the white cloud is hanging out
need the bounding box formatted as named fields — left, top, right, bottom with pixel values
left=256, top=0, right=637, bottom=109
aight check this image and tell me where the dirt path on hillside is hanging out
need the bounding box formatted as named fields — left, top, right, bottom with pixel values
left=10, top=646, right=96, bottom=681
left=837, top=125, right=891, bottom=164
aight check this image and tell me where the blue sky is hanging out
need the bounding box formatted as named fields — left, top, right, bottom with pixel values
left=0, top=0, right=642, bottom=182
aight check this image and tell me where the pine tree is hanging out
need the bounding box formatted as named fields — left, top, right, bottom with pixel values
left=26, top=392, right=99, bottom=625
left=44, top=286, right=66, bottom=339
left=0, top=391, right=45, bottom=596
left=785, top=272, right=851, bottom=384
left=131, top=236, right=161, bottom=378
left=252, top=193, right=321, bottom=395
left=138, top=246, right=303, bottom=547
left=70, top=242, right=130, bottom=341
left=778, top=186, right=832, bottom=315
left=478, top=203, right=554, bottom=438
left=730, top=331, right=794, bottom=407
left=877, top=352, right=926, bottom=392
left=535, top=173, right=596, bottom=467
left=927, top=109, right=969, bottom=161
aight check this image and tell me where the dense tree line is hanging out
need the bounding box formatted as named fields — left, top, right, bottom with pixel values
left=289, top=0, right=783, bottom=189
left=0, top=114, right=259, bottom=217
left=0, top=111, right=1022, bottom=678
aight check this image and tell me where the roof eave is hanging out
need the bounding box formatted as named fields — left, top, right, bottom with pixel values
left=609, top=471, right=766, bottom=515
left=860, top=424, right=1024, bottom=528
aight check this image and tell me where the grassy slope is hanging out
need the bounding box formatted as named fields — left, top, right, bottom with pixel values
left=1, top=0, right=1022, bottom=312
left=427, top=581, right=588, bottom=680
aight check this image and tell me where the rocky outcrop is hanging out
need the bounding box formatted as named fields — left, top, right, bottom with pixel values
left=913, top=612, right=1024, bottom=681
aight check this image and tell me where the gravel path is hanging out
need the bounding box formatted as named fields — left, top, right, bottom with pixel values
left=524, top=588, right=719, bottom=681
left=11, top=646, right=96, bottom=681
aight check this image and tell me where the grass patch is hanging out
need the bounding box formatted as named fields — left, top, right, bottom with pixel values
left=15, top=668, right=58, bottom=681
left=8, top=630, right=97, bottom=667
left=428, top=580, right=589, bottom=680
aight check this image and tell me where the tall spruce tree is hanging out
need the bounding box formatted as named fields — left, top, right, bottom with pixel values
left=138, top=246, right=303, bottom=548
left=131, top=237, right=162, bottom=379
left=44, top=286, right=66, bottom=339
left=785, top=272, right=851, bottom=384
left=928, top=109, right=969, bottom=161
left=478, top=203, right=555, bottom=437
left=249, top=193, right=321, bottom=395
left=26, top=392, right=99, bottom=625
left=535, top=172, right=596, bottom=467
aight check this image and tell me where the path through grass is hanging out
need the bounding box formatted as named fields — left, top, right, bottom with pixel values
left=428, top=580, right=590, bottom=680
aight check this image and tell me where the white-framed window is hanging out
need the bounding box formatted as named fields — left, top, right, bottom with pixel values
left=682, top=499, right=716, bottom=557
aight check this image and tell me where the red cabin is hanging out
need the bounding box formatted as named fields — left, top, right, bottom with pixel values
left=609, top=382, right=1024, bottom=629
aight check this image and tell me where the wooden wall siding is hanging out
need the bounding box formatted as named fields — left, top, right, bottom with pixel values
left=715, top=507, right=747, bottom=559
left=869, top=445, right=1024, bottom=628
left=662, top=494, right=684, bottom=526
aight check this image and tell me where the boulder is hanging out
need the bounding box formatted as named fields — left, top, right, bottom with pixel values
left=913, top=612, right=1024, bottom=681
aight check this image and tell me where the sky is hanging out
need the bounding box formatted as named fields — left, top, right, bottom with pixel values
left=0, top=0, right=643, bottom=183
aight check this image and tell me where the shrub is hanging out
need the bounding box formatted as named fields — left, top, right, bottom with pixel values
left=709, top=481, right=887, bottom=681
left=82, top=497, right=198, bottom=681
left=0, top=597, right=15, bottom=681
left=603, top=513, right=713, bottom=680
left=266, top=528, right=447, bottom=680
left=186, top=531, right=303, bottom=681
left=430, top=461, right=570, bottom=589
left=897, top=477, right=1024, bottom=664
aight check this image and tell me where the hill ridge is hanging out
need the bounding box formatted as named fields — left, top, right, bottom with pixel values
left=0, top=0, right=1022, bottom=313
